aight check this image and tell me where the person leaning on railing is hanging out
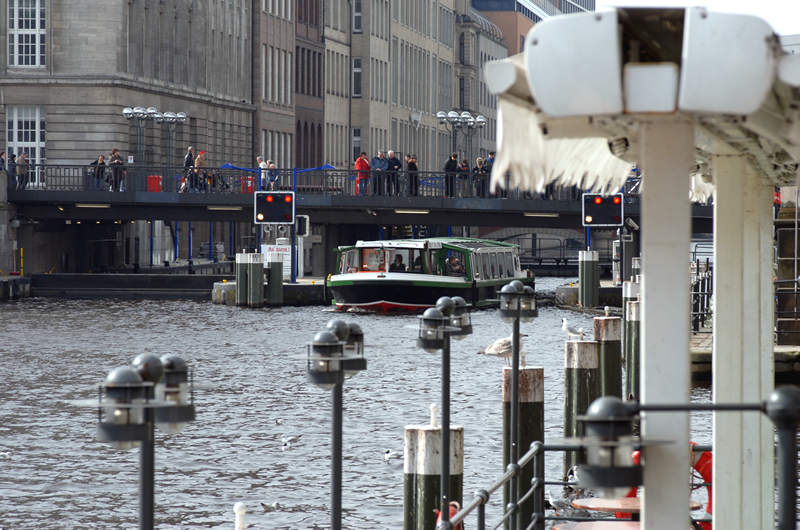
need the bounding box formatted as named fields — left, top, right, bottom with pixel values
left=473, top=157, right=487, bottom=198
left=109, top=147, right=125, bottom=192
left=89, top=154, right=106, bottom=191
left=354, top=152, right=371, bottom=196
left=16, top=152, right=29, bottom=190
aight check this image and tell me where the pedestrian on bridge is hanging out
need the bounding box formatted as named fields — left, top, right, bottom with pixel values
left=90, top=154, right=106, bottom=191
left=195, top=150, right=208, bottom=192
left=16, top=152, right=29, bottom=190
left=443, top=152, right=458, bottom=198
left=386, top=150, right=402, bottom=196
left=355, top=152, right=371, bottom=196
left=183, top=146, right=195, bottom=192
left=371, top=150, right=388, bottom=196
left=8, top=154, right=16, bottom=190
left=408, top=154, right=419, bottom=197
left=109, top=147, right=125, bottom=192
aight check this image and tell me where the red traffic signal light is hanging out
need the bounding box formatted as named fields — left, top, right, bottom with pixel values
left=254, top=192, right=296, bottom=224
left=582, top=193, right=624, bottom=227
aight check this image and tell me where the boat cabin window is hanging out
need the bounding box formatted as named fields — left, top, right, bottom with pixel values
left=445, top=251, right=466, bottom=276
left=339, top=250, right=358, bottom=273
left=388, top=249, right=409, bottom=272
left=490, top=252, right=499, bottom=279
left=478, top=253, right=490, bottom=280
left=360, top=248, right=385, bottom=272
left=504, top=252, right=515, bottom=277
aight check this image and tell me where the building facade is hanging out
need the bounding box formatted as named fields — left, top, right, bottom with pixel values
left=1, top=0, right=256, bottom=175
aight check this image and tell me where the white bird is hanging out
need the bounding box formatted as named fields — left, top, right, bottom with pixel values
left=562, top=318, right=584, bottom=341
left=275, top=418, right=285, bottom=426
left=281, top=435, right=302, bottom=444
left=281, top=441, right=293, bottom=451
left=384, top=450, right=401, bottom=462
left=478, top=334, right=528, bottom=366
left=0, top=452, right=10, bottom=460
left=260, top=501, right=280, bottom=513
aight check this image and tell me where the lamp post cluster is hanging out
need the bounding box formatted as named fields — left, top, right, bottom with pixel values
left=302, top=319, right=367, bottom=530
left=122, top=107, right=187, bottom=167
left=73, top=353, right=200, bottom=530
left=436, top=110, right=486, bottom=164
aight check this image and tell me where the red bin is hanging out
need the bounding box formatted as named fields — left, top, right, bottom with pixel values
left=148, top=175, right=163, bottom=192
left=241, top=176, right=255, bottom=194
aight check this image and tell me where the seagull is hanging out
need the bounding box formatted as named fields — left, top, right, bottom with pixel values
left=478, top=334, right=528, bottom=366
left=384, top=450, right=401, bottom=462
left=281, top=435, right=302, bottom=444
left=275, top=418, right=285, bottom=426
left=562, top=318, right=584, bottom=341
left=0, top=452, right=10, bottom=460
left=260, top=501, right=280, bottom=513
left=281, top=441, right=293, bottom=451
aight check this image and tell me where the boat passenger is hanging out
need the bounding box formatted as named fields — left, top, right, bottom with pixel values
left=413, top=255, right=423, bottom=272
left=446, top=256, right=465, bottom=276
left=389, top=255, right=406, bottom=272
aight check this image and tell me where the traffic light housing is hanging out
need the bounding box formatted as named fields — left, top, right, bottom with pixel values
left=295, top=215, right=310, bottom=237
left=582, top=193, right=623, bottom=227
left=254, top=191, right=295, bottom=224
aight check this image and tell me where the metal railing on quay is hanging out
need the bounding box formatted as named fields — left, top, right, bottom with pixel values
left=691, top=258, right=713, bottom=332
left=449, top=441, right=717, bottom=530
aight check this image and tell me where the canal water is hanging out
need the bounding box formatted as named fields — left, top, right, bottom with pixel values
left=0, top=277, right=711, bottom=529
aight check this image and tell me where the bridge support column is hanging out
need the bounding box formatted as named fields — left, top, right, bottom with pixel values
left=639, top=115, right=692, bottom=528
left=712, top=154, right=774, bottom=529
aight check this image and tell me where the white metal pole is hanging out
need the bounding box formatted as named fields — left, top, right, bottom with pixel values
left=639, top=115, right=692, bottom=528
left=712, top=156, right=774, bottom=529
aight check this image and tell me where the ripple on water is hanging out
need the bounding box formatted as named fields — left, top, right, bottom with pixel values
left=0, top=282, right=711, bottom=528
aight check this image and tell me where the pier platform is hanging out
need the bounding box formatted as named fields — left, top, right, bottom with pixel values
left=691, top=332, right=800, bottom=384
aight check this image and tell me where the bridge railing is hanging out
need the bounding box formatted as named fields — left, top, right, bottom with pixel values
left=13, top=164, right=632, bottom=203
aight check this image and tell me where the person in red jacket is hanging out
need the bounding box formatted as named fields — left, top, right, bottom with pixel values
left=354, top=151, right=371, bottom=196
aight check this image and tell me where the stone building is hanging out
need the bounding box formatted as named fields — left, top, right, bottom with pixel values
left=1, top=0, right=256, bottom=176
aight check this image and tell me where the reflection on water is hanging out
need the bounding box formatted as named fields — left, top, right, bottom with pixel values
left=0, top=278, right=711, bottom=529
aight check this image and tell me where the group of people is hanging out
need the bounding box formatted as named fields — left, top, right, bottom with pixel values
left=354, top=150, right=419, bottom=196
left=257, top=156, right=280, bottom=190
left=3, top=151, right=30, bottom=190
left=89, top=147, right=125, bottom=191
left=182, top=146, right=214, bottom=193
left=443, top=151, right=495, bottom=198
left=353, top=149, right=495, bottom=198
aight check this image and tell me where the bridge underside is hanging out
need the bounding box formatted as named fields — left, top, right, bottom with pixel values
left=9, top=190, right=713, bottom=232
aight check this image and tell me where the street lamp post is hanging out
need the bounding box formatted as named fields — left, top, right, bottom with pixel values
left=153, top=111, right=188, bottom=169
left=497, top=281, right=536, bottom=530
left=72, top=354, right=201, bottom=530
left=414, top=296, right=472, bottom=529
left=436, top=110, right=486, bottom=162
left=303, top=320, right=367, bottom=530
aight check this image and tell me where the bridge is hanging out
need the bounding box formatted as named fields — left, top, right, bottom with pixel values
left=7, top=164, right=713, bottom=231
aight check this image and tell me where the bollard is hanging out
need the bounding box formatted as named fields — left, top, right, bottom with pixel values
left=578, top=250, right=599, bottom=308
left=631, top=256, right=641, bottom=282
left=403, top=410, right=463, bottom=530
left=502, top=366, right=544, bottom=527
left=233, top=502, right=246, bottom=530
left=563, top=340, right=599, bottom=479
left=267, top=254, right=284, bottom=306
left=625, top=295, right=641, bottom=402
left=621, top=279, right=640, bottom=373
left=235, top=253, right=248, bottom=307
left=594, top=314, right=622, bottom=398
left=247, top=253, right=264, bottom=308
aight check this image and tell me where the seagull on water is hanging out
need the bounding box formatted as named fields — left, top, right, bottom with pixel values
left=0, top=452, right=10, bottom=460
left=478, top=334, right=528, bottom=366
left=281, top=435, right=302, bottom=444
left=384, top=450, right=401, bottom=462
left=281, top=441, right=293, bottom=451
left=260, top=501, right=280, bottom=513
left=275, top=418, right=285, bottom=426
left=562, top=318, right=584, bottom=341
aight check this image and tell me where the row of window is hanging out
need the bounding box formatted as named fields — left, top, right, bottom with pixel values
left=297, top=47, right=323, bottom=98
left=369, top=0, right=390, bottom=40
left=263, top=45, right=293, bottom=106
left=262, top=0, right=291, bottom=20
left=325, top=0, right=348, bottom=32
left=326, top=49, right=350, bottom=98
left=393, top=0, right=439, bottom=42
left=370, top=58, right=389, bottom=103
left=392, top=39, right=440, bottom=114
left=391, top=119, right=436, bottom=171
left=262, top=130, right=294, bottom=169
left=296, top=120, right=324, bottom=168
left=297, top=0, right=321, bottom=27
left=325, top=123, right=350, bottom=169
left=479, top=50, right=498, bottom=109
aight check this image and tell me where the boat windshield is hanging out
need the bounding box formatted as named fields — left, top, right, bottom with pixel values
left=388, top=248, right=427, bottom=273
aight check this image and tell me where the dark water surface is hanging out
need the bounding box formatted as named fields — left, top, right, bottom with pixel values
left=0, top=278, right=711, bottom=528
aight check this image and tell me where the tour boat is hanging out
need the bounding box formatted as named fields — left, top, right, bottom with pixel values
left=328, top=237, right=534, bottom=312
